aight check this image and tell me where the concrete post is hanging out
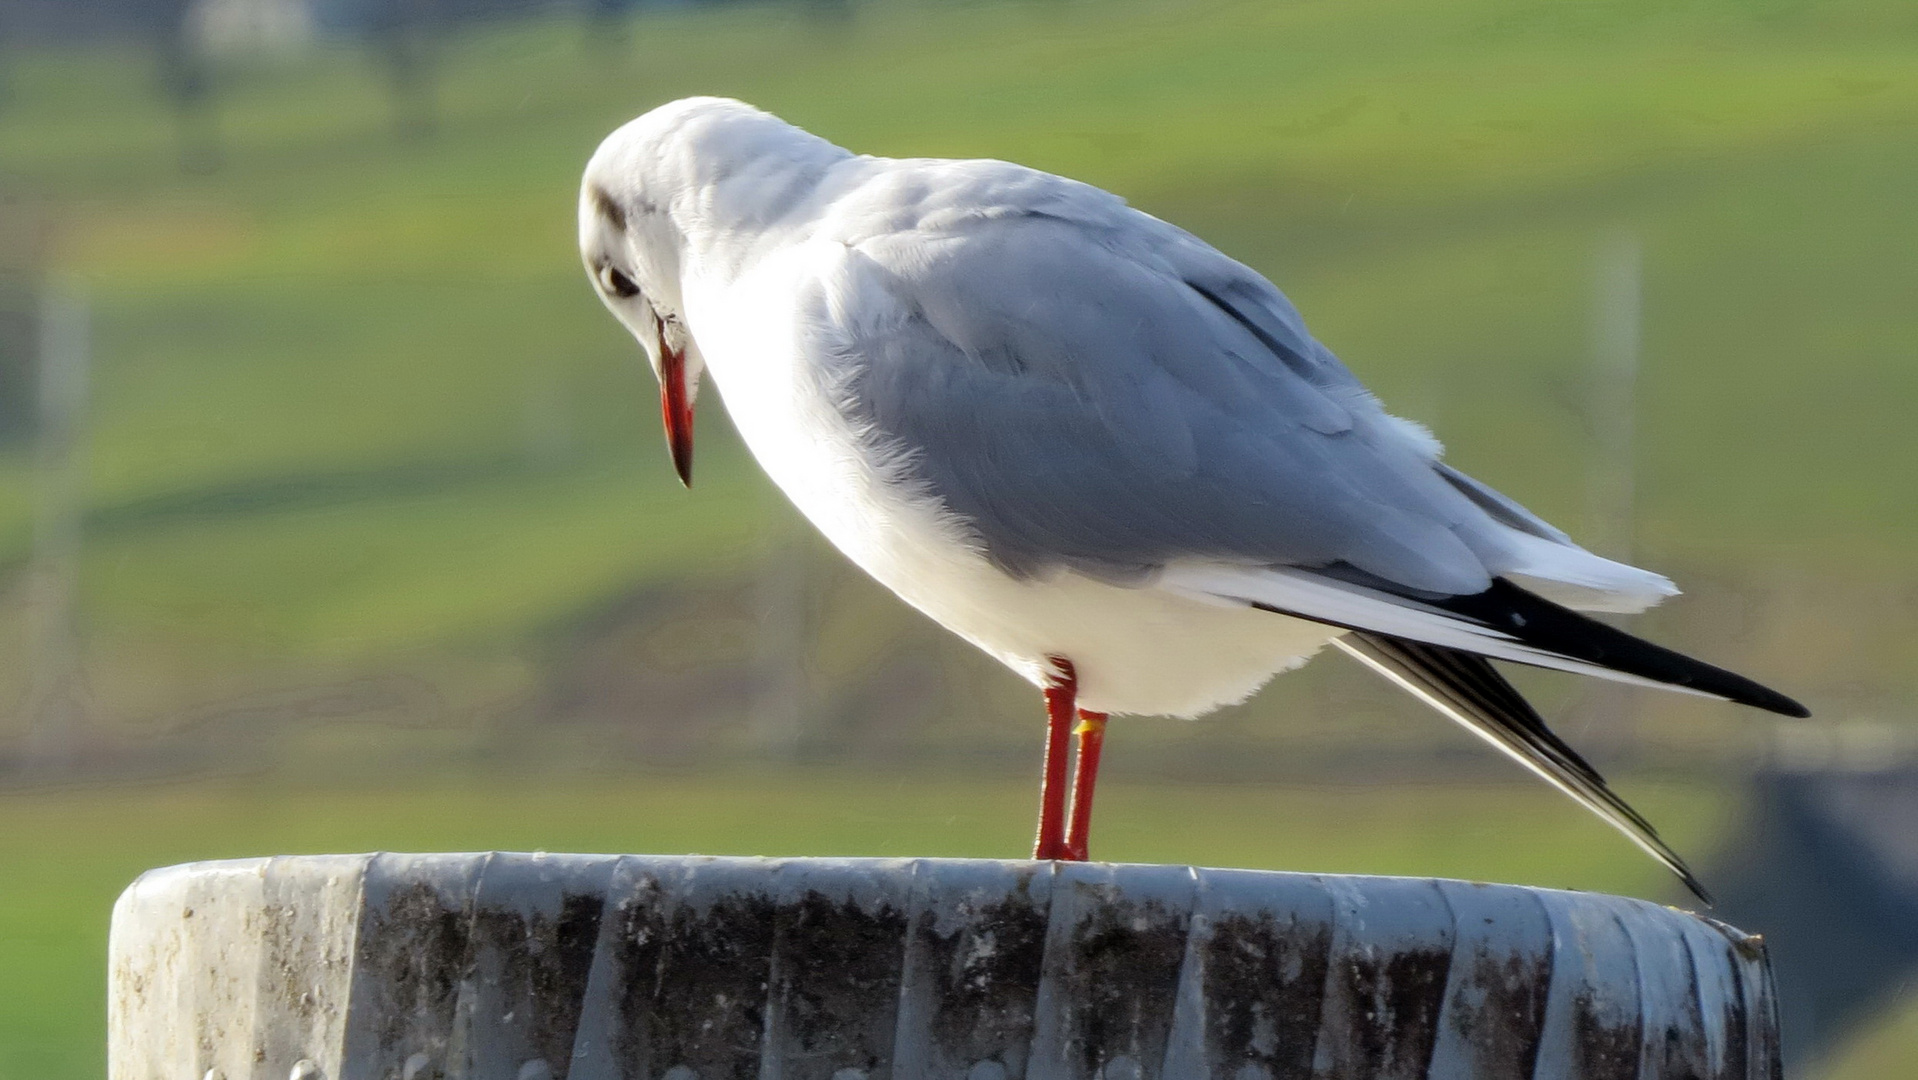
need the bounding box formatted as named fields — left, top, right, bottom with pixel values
left=109, top=854, right=1781, bottom=1079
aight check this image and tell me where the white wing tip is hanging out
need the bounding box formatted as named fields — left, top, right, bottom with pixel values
left=1496, top=530, right=1680, bottom=614
left=1504, top=568, right=1678, bottom=614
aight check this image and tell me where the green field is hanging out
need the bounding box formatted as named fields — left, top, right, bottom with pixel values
left=1, top=0, right=1915, bottom=1076
left=0, top=0, right=1913, bottom=693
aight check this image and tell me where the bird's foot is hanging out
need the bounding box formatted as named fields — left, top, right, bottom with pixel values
left=1034, top=838, right=1072, bottom=861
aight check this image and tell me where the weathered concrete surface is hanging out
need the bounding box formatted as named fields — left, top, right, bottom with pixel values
left=108, top=855, right=1782, bottom=1079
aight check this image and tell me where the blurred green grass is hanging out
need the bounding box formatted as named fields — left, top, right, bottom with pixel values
left=0, top=0, right=1913, bottom=1076
left=0, top=772, right=1733, bottom=1080
left=0, top=0, right=1912, bottom=679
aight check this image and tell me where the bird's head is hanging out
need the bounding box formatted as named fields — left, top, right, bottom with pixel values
left=578, top=103, right=710, bottom=489
left=580, top=97, right=851, bottom=489
left=580, top=177, right=701, bottom=487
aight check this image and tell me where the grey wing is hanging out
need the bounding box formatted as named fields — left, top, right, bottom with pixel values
left=822, top=210, right=1502, bottom=597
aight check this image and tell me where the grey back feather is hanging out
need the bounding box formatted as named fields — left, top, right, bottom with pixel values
left=808, top=167, right=1526, bottom=597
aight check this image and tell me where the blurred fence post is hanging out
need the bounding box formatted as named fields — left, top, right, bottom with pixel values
left=748, top=511, right=810, bottom=760
left=108, top=853, right=1787, bottom=1080
left=0, top=6, right=11, bottom=117
left=1574, top=232, right=1643, bottom=755
left=21, top=285, right=87, bottom=774
left=151, top=0, right=221, bottom=172
left=0, top=207, right=43, bottom=443
left=372, top=0, right=441, bottom=141
left=1589, top=231, right=1640, bottom=561
left=583, top=0, right=639, bottom=56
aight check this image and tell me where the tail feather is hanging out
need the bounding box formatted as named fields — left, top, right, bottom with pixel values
left=1336, top=632, right=1711, bottom=905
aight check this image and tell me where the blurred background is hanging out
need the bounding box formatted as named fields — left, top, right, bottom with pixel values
left=0, top=0, right=1913, bottom=1075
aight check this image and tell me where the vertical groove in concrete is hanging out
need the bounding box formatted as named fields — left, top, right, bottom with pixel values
left=1310, top=875, right=1457, bottom=1080
left=1425, top=880, right=1554, bottom=1080
left=341, top=853, right=484, bottom=1080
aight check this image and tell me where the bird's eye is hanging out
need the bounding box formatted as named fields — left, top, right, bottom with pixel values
left=600, top=266, right=640, bottom=299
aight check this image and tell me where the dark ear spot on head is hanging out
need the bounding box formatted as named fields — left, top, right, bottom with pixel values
left=590, top=185, right=627, bottom=233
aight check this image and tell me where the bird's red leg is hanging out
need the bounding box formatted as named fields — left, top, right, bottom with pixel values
left=1033, top=657, right=1077, bottom=861
left=1063, top=710, right=1108, bottom=862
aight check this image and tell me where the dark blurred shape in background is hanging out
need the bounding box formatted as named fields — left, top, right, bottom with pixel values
left=0, top=201, right=47, bottom=443
left=1716, top=748, right=1918, bottom=1068
left=0, top=1, right=1914, bottom=1077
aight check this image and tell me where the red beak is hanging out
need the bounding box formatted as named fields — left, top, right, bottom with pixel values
left=656, top=314, right=694, bottom=488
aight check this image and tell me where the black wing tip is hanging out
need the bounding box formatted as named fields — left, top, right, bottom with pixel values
left=1758, top=692, right=1812, bottom=720
left=1639, top=816, right=1713, bottom=907
left=1342, top=633, right=1717, bottom=908
left=1687, top=667, right=1810, bottom=719
left=1678, top=668, right=1810, bottom=718
left=1674, top=862, right=1716, bottom=908
left=1454, top=580, right=1811, bottom=720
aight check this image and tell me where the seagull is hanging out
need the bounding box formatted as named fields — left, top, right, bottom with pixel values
left=578, top=97, right=1806, bottom=901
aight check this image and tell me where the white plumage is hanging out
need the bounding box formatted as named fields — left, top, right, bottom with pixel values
left=578, top=97, right=1803, bottom=889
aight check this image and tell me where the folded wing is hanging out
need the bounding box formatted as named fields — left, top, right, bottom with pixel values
left=818, top=173, right=1669, bottom=608
left=799, top=159, right=1803, bottom=901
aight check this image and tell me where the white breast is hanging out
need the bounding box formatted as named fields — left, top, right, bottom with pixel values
left=684, top=244, right=1339, bottom=718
